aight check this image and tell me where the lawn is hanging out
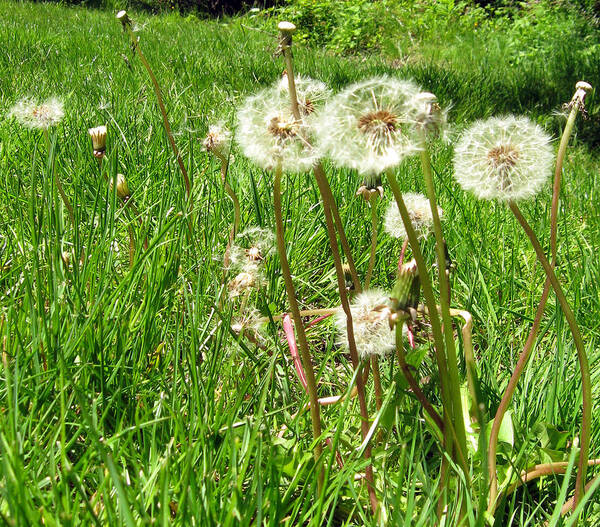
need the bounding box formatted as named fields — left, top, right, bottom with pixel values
left=0, top=1, right=599, bottom=524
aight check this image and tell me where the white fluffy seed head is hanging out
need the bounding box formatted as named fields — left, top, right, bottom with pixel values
left=316, top=76, right=422, bottom=176
left=203, top=123, right=232, bottom=158
left=453, top=116, right=554, bottom=201
left=278, top=75, right=332, bottom=117
left=228, top=264, right=264, bottom=298
left=334, top=289, right=396, bottom=360
left=406, top=92, right=448, bottom=138
left=384, top=193, right=442, bottom=239
left=228, top=227, right=275, bottom=272
left=8, top=97, right=64, bottom=130
left=236, top=77, right=326, bottom=173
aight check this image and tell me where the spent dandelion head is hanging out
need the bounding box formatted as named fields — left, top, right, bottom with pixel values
left=335, top=289, right=396, bottom=360
left=9, top=97, right=64, bottom=130
left=228, top=227, right=275, bottom=271
left=453, top=116, right=554, bottom=201
left=407, top=92, right=448, bottom=139
left=236, top=78, right=322, bottom=173
left=203, top=123, right=232, bottom=160
left=278, top=74, right=331, bottom=118
left=316, top=76, right=422, bottom=176
left=384, top=192, right=441, bottom=240
left=228, top=264, right=264, bottom=298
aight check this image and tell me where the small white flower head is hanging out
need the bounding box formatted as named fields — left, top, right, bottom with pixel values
left=316, top=76, right=422, bottom=176
left=203, top=123, right=232, bottom=159
left=8, top=97, right=64, bottom=130
left=407, top=92, right=448, bottom=138
left=236, top=78, right=321, bottom=173
left=228, top=226, right=275, bottom=270
left=278, top=74, right=332, bottom=118
left=88, top=125, right=107, bottom=157
left=453, top=116, right=554, bottom=201
left=232, top=307, right=267, bottom=347
left=384, top=192, right=441, bottom=239
left=335, top=289, right=396, bottom=360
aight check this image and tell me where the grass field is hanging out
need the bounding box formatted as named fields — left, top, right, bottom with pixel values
left=0, top=1, right=599, bottom=524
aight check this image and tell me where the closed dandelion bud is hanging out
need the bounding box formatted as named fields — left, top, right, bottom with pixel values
left=110, top=174, right=131, bottom=201
left=88, top=125, right=107, bottom=158
left=390, top=259, right=420, bottom=313
left=342, top=262, right=355, bottom=291
left=356, top=174, right=384, bottom=201
left=61, top=251, right=71, bottom=269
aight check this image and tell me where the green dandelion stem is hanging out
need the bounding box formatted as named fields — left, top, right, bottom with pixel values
left=509, top=201, right=592, bottom=513
left=365, top=193, right=378, bottom=289
left=273, top=165, right=324, bottom=490
left=418, top=136, right=469, bottom=470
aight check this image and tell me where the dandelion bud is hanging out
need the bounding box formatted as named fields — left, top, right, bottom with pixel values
left=61, top=251, right=71, bottom=269
left=110, top=174, right=131, bottom=201
left=88, top=125, right=107, bottom=159
left=356, top=175, right=384, bottom=201
left=117, top=10, right=132, bottom=29
left=342, top=262, right=355, bottom=291
left=390, top=259, right=420, bottom=313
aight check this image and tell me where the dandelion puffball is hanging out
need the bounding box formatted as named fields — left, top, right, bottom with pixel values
left=8, top=97, right=64, bottom=130
left=236, top=77, right=328, bottom=173
left=316, top=76, right=422, bottom=176
left=384, top=192, right=442, bottom=240
left=335, top=289, right=397, bottom=360
left=203, top=123, right=232, bottom=159
left=453, top=116, right=554, bottom=201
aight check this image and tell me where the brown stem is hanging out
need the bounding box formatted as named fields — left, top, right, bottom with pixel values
left=487, top=98, right=581, bottom=513
left=509, top=201, right=592, bottom=510
left=561, top=474, right=600, bottom=515
left=365, top=194, right=378, bottom=289
left=127, top=225, right=135, bottom=268
left=125, top=28, right=191, bottom=200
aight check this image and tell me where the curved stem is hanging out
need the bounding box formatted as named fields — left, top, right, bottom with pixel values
left=419, top=137, right=468, bottom=468
left=273, top=167, right=323, bottom=487
left=125, top=27, right=191, bottom=200
left=396, top=321, right=444, bottom=431
left=398, top=237, right=409, bottom=270
left=487, top=101, right=580, bottom=513
left=509, top=202, right=592, bottom=509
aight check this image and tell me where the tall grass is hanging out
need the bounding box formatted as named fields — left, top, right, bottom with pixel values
left=0, top=1, right=599, bottom=524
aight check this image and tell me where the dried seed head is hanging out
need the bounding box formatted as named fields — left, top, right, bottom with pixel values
left=203, top=123, right=232, bottom=159
left=384, top=193, right=441, bottom=240
left=9, top=97, right=64, bottom=130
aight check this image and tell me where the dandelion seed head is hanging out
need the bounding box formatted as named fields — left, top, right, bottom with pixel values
left=407, top=92, right=448, bottom=138
left=316, top=76, right=422, bottom=176
left=8, top=97, right=64, bottom=130
left=228, top=227, right=275, bottom=271
left=384, top=193, right=441, bottom=239
left=236, top=79, right=322, bottom=173
left=335, top=289, right=397, bottom=360
left=278, top=75, right=331, bottom=117
left=228, top=264, right=264, bottom=298
left=203, top=123, right=232, bottom=158
left=453, top=116, right=554, bottom=201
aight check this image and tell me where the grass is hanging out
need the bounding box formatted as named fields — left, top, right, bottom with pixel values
left=0, top=1, right=599, bottom=524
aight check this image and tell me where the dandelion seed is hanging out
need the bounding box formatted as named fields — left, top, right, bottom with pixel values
left=8, top=97, right=64, bottom=130
left=203, top=123, right=232, bottom=159
left=228, top=227, right=275, bottom=271
left=236, top=78, right=324, bottom=173
left=453, top=116, right=554, bottom=201
left=335, top=289, right=400, bottom=360
left=384, top=192, right=441, bottom=239
left=316, top=76, right=422, bottom=176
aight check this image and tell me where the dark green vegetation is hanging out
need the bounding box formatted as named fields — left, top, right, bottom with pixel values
left=0, top=0, right=599, bottom=524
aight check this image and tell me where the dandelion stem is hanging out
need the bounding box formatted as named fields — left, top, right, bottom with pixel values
left=396, top=321, right=444, bottom=431
left=273, top=166, right=323, bottom=490
left=127, top=224, right=135, bottom=268
left=487, top=102, right=581, bottom=512
left=121, top=21, right=191, bottom=200
left=365, top=194, right=378, bottom=289
left=385, top=170, right=469, bottom=478
left=509, top=201, right=592, bottom=513
left=419, top=135, right=469, bottom=469
left=43, top=130, right=74, bottom=225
